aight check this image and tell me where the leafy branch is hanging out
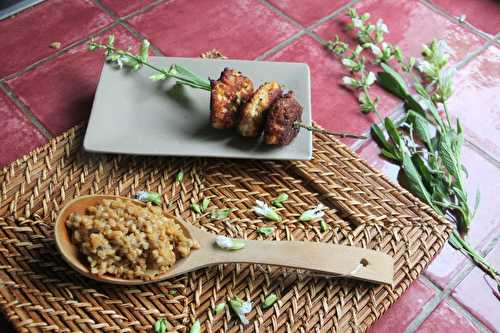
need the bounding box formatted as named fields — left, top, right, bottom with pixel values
left=327, top=9, right=499, bottom=289
left=88, top=35, right=211, bottom=91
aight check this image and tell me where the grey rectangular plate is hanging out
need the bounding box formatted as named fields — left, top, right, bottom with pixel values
left=84, top=57, right=312, bottom=160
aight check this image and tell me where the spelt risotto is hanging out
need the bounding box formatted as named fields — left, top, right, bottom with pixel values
left=66, top=199, right=198, bottom=280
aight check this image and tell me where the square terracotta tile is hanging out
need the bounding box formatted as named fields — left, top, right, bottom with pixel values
left=357, top=137, right=500, bottom=289
left=0, top=0, right=113, bottom=78
left=367, top=279, right=435, bottom=333
left=266, top=0, right=351, bottom=27
left=452, top=243, right=500, bottom=332
left=127, top=0, right=299, bottom=59
left=314, top=0, right=486, bottom=65
left=447, top=45, right=500, bottom=160
left=100, top=0, right=157, bottom=17
left=6, top=26, right=141, bottom=136
left=266, top=35, right=400, bottom=145
left=0, top=91, right=47, bottom=167
left=427, top=0, right=500, bottom=36
left=415, top=301, right=479, bottom=333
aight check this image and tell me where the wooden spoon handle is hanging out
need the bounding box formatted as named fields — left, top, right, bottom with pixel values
left=186, top=228, right=393, bottom=285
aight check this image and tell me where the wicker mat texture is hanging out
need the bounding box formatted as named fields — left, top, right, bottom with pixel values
left=0, top=124, right=452, bottom=333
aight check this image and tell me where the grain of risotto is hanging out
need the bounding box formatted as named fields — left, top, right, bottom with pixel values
left=66, top=199, right=199, bottom=280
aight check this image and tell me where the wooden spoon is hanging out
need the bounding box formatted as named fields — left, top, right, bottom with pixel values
left=55, top=195, right=393, bottom=286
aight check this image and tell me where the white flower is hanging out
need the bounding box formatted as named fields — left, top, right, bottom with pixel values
left=215, top=236, right=245, bottom=250
left=437, top=68, right=456, bottom=101
left=341, top=58, right=357, bottom=68
left=365, top=72, right=376, bottom=86
left=254, top=200, right=282, bottom=221
left=342, top=76, right=356, bottom=87
left=299, top=203, right=327, bottom=222
left=376, top=19, right=389, bottom=33
left=370, top=44, right=382, bottom=57
left=416, top=59, right=436, bottom=77
left=229, top=298, right=252, bottom=325
left=352, top=18, right=364, bottom=28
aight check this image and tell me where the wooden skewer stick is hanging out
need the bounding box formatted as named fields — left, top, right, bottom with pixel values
left=295, top=122, right=367, bottom=140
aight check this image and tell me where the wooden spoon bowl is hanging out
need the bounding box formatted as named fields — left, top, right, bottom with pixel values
left=55, top=195, right=393, bottom=285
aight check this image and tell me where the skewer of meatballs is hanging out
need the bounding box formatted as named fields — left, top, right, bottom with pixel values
left=208, top=68, right=366, bottom=145
left=88, top=37, right=366, bottom=144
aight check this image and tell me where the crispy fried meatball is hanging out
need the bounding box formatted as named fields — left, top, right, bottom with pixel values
left=237, top=81, right=282, bottom=138
left=210, top=68, right=253, bottom=129
left=264, top=91, right=303, bottom=145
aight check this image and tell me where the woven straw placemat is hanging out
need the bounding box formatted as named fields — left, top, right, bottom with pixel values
left=0, top=123, right=451, bottom=332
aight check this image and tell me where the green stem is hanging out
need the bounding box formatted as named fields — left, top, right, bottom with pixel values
left=442, top=101, right=453, bottom=129
left=90, top=42, right=211, bottom=91
left=362, top=85, right=383, bottom=123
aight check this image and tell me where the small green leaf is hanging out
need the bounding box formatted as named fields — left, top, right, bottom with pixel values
left=135, top=191, right=162, bottom=205
left=189, top=320, right=201, bottom=333
left=150, top=72, right=167, bottom=81
left=201, top=197, right=211, bottom=212
left=154, top=318, right=168, bottom=333
left=229, top=297, right=252, bottom=325
left=139, top=39, right=150, bottom=62
left=214, top=303, right=226, bottom=315
left=319, top=219, right=329, bottom=232
left=262, top=293, right=278, bottom=309
left=176, top=171, right=184, bottom=183
left=211, top=208, right=232, bottom=220
left=401, top=152, right=433, bottom=206
left=191, top=203, right=201, bottom=214
left=169, top=289, right=178, bottom=296
left=257, top=226, right=275, bottom=236
left=271, top=193, right=288, bottom=208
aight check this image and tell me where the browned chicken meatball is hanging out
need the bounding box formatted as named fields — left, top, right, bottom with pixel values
left=210, top=68, right=253, bottom=129
left=238, top=81, right=282, bottom=138
left=264, top=91, right=303, bottom=145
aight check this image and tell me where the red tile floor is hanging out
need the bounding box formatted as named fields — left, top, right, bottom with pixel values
left=0, top=0, right=499, bottom=332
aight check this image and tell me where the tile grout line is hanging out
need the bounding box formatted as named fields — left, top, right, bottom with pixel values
left=419, top=0, right=497, bottom=43
left=407, top=234, right=500, bottom=333
left=464, top=140, right=500, bottom=168
left=0, top=82, right=53, bottom=139
left=417, top=275, right=494, bottom=333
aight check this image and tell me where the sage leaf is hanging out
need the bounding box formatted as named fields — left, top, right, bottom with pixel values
left=271, top=193, right=288, bottom=208
left=211, top=208, right=232, bottom=220
left=262, top=293, right=278, bottom=309
left=201, top=197, right=211, bottom=211
left=371, top=123, right=394, bottom=153
left=377, top=63, right=408, bottom=99
left=189, top=320, right=201, bottom=333
left=215, top=236, right=245, bottom=250
left=320, top=219, right=329, bottom=232
left=214, top=303, right=226, bottom=315
left=176, top=171, right=184, bottom=183
left=401, top=152, right=433, bottom=206
left=154, top=318, right=168, bottom=333
left=135, top=191, right=161, bottom=205
left=191, top=203, right=202, bottom=214
left=229, top=297, right=252, bottom=325
left=409, top=111, right=433, bottom=149
left=257, top=226, right=275, bottom=236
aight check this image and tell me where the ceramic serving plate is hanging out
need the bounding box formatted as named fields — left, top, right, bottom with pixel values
left=84, top=57, right=312, bottom=160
